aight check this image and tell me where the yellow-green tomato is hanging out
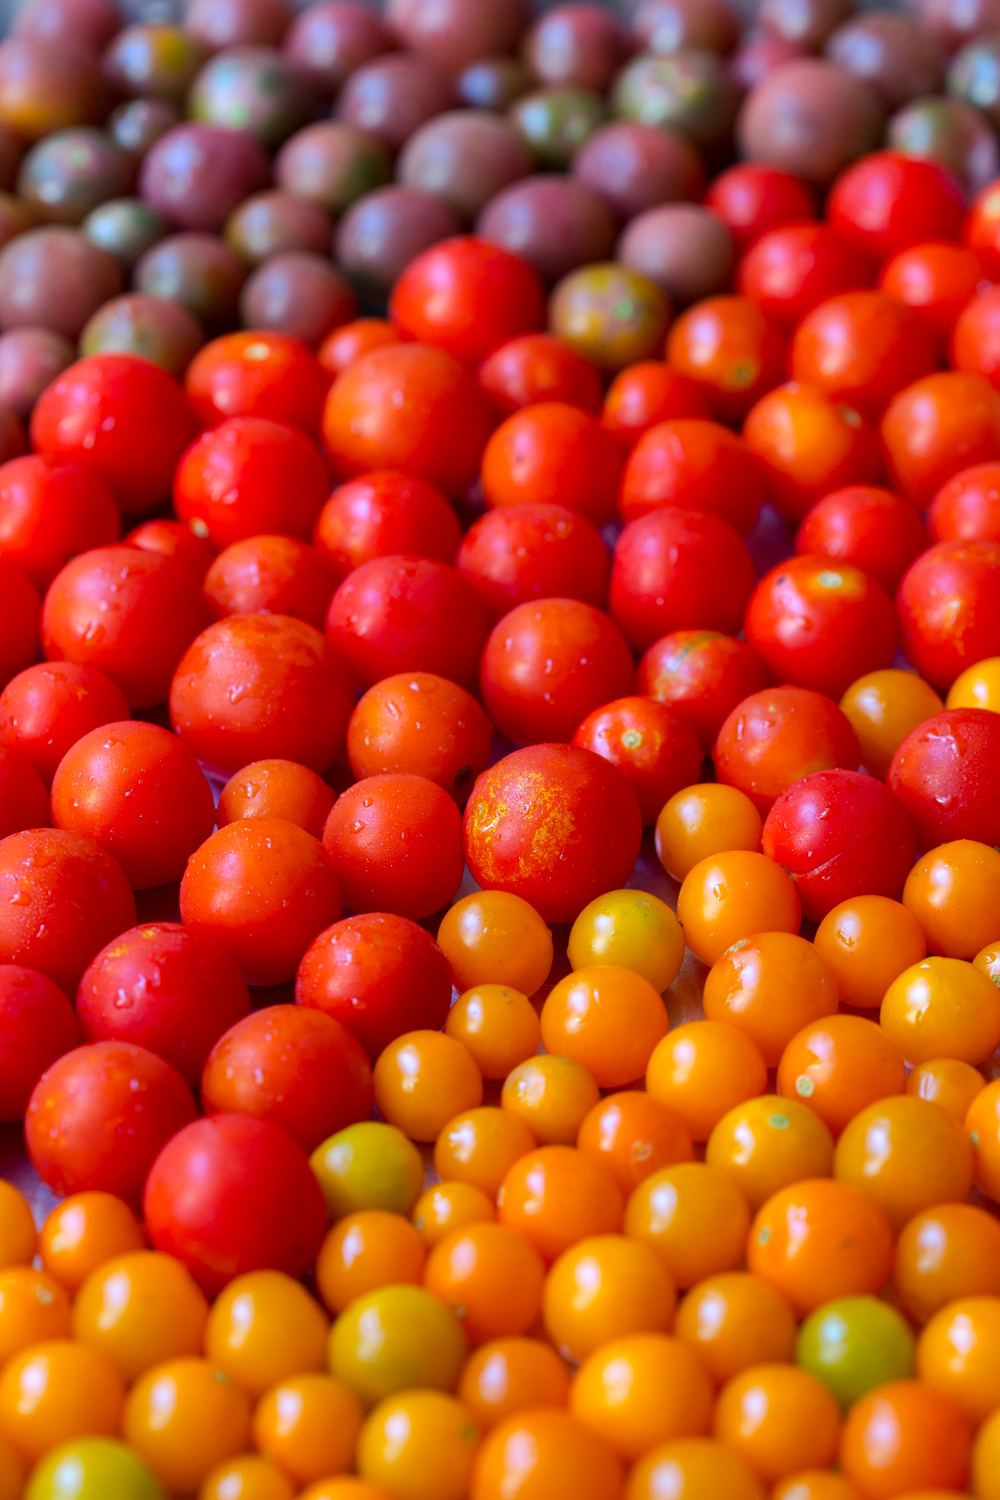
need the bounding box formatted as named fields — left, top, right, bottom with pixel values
left=310, top=1122, right=425, bottom=1221
left=568, top=889, right=684, bottom=992
left=328, top=1286, right=467, bottom=1406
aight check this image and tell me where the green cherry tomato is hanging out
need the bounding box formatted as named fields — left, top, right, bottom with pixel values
left=26, top=1439, right=166, bottom=1500
left=329, top=1285, right=467, bottom=1406
left=796, top=1295, right=916, bottom=1407
left=309, top=1120, right=425, bottom=1220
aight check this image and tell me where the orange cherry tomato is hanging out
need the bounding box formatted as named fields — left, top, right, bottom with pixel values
left=676, top=851, right=802, bottom=967
left=645, top=1021, right=768, bottom=1143
left=713, top=1363, right=841, bottom=1486
left=425, top=1222, right=546, bottom=1345
left=813, top=895, right=927, bottom=1010
left=497, top=1147, right=623, bottom=1264
left=457, top=1337, right=570, bottom=1432
left=702, top=932, right=838, bottom=1067
left=839, top=1381, right=973, bottom=1499
left=834, top=1095, right=974, bottom=1231
left=576, top=1091, right=693, bottom=1196
left=624, top=1162, right=750, bottom=1290
left=776, top=1014, right=906, bottom=1136
left=570, top=1333, right=714, bottom=1461
left=674, top=1272, right=797, bottom=1385
left=747, top=1179, right=894, bottom=1315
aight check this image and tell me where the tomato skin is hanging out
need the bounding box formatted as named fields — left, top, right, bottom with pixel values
left=896, top=539, right=1000, bottom=688
left=762, top=769, right=916, bottom=921
left=390, top=237, right=546, bottom=366
left=929, top=461, right=1000, bottom=542
left=0, top=454, right=121, bottom=592
left=479, top=333, right=603, bottom=416
left=0, top=663, right=130, bottom=789
left=296, top=912, right=453, bottom=1062
left=791, top=291, right=937, bottom=418
left=705, top=164, right=816, bottom=252
left=667, top=294, right=787, bottom=423
left=479, top=598, right=635, bottom=746
left=201, top=1006, right=373, bottom=1153
left=0, top=828, right=136, bottom=996
left=881, top=371, right=1000, bottom=506
left=0, top=964, right=80, bottom=1122
left=481, top=402, right=623, bottom=527
left=456, top=502, right=610, bottom=620
left=744, top=554, right=898, bottom=701
left=714, top=685, right=862, bottom=815
left=572, top=696, right=703, bottom=825
left=795, top=485, right=929, bottom=593
left=889, top=707, right=1000, bottom=849
left=619, top=418, right=766, bottom=534
left=25, top=1041, right=197, bottom=1207
left=76, top=922, right=250, bottom=1088
left=326, top=554, right=491, bottom=691
left=185, top=330, right=330, bottom=433
left=0, top=558, right=40, bottom=691
left=0, top=744, right=49, bottom=839
left=464, top=744, right=642, bottom=924
left=42, top=546, right=212, bottom=710
left=637, top=630, right=770, bottom=751
left=31, top=353, right=198, bottom=516
left=313, top=470, right=462, bottom=583
left=742, top=382, right=881, bottom=523
left=143, top=1113, right=327, bottom=1295
left=610, top=507, right=755, bottom=651
left=828, top=152, right=965, bottom=263
left=601, top=362, right=712, bottom=451
left=737, top=222, right=872, bottom=326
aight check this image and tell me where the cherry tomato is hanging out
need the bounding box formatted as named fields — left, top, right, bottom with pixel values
left=185, top=329, right=329, bottom=432
left=840, top=1381, right=973, bottom=1498
left=125, top=517, right=216, bottom=580
left=738, top=222, right=871, bottom=326
left=881, top=371, right=1000, bottom=505
left=706, top=163, right=816, bottom=251
left=881, top=241, right=986, bottom=345
left=742, top=383, right=880, bottom=522
left=390, top=237, right=545, bottom=366
left=889, top=707, right=1000, bottom=848
left=572, top=697, right=702, bottom=824
left=313, top=470, right=462, bottom=583
left=481, top=402, right=623, bottom=527
left=601, top=363, right=711, bottom=451
left=898, top=539, right=1000, bottom=687
left=174, top=416, right=329, bottom=549
left=667, top=294, right=786, bottom=422
left=478, top=332, right=602, bottom=416
left=713, top=685, right=861, bottom=814
left=829, top=153, right=964, bottom=263
left=795, top=486, right=929, bottom=594
left=0, top=965, right=79, bottom=1122
left=839, top=668, right=944, bottom=780
left=0, top=454, right=120, bottom=592
left=930, top=460, right=1000, bottom=542
left=203, top=535, right=336, bottom=629
left=638, top=631, right=768, bottom=753
left=619, top=419, right=766, bottom=534
left=791, top=292, right=937, bottom=417
left=0, top=662, right=129, bottom=788
left=217, top=758, right=335, bottom=839
left=318, top=318, right=400, bottom=378
left=456, top=503, right=610, bottom=621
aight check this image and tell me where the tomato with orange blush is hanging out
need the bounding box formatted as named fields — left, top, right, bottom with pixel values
left=601, top=363, right=710, bottom=451
left=745, top=555, right=897, bottom=700
left=478, top=333, right=602, bottom=416
left=481, top=402, right=623, bottom=527
left=619, top=419, right=766, bottom=534
left=791, top=291, right=937, bottom=418
left=667, top=295, right=786, bottom=422
left=572, top=697, right=703, bottom=824
left=952, top=285, right=1000, bottom=390
left=795, top=486, right=929, bottom=593
left=880, top=242, right=986, bottom=346
left=637, top=630, right=769, bottom=752
left=881, top=371, right=1000, bottom=505
left=317, top=318, right=399, bottom=377
left=742, top=383, right=880, bottom=523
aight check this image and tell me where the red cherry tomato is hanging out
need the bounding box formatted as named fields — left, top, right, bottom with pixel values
left=478, top=333, right=602, bottom=416
left=25, top=1041, right=196, bottom=1206
left=31, top=353, right=198, bottom=515
left=76, top=922, right=250, bottom=1088
left=610, top=506, right=755, bottom=650
left=742, top=382, right=880, bottom=523
left=143, top=1113, right=327, bottom=1294
left=463, top=744, right=642, bottom=923
left=479, top=598, right=634, bottom=746
left=317, top=318, right=400, bottom=377
left=881, top=371, right=1000, bottom=505
left=714, top=685, right=862, bottom=814
left=889, top=707, right=1000, bottom=848
left=572, top=695, right=703, bottom=824
left=201, top=1005, right=373, bottom=1152
left=170, top=614, right=355, bottom=775
left=455, top=502, right=610, bottom=621
left=737, top=222, right=871, bottom=326
left=322, top=773, right=464, bottom=921
left=762, top=768, right=916, bottom=920
left=313, top=470, right=461, bottom=583
left=0, top=964, right=80, bottom=1122
left=125, top=518, right=217, bottom=580
left=326, top=555, right=490, bottom=690
left=745, top=554, right=898, bottom=700
left=0, top=828, right=136, bottom=995
left=296, top=912, right=453, bottom=1062
left=0, top=454, right=120, bottom=592
left=0, top=662, right=130, bottom=788
left=50, top=720, right=215, bottom=889
left=637, top=629, right=770, bottom=751
left=965, top=176, right=1000, bottom=276
left=203, top=535, right=337, bottom=629
left=0, top=557, right=40, bottom=689
left=619, top=418, right=765, bottom=534
left=42, top=546, right=212, bottom=709
left=0, top=744, right=49, bottom=839
left=897, top=538, right=1000, bottom=687
left=794, top=485, right=929, bottom=593
left=481, top=402, right=623, bottom=527
left=828, top=152, right=965, bottom=263
left=929, top=461, right=1000, bottom=542
left=791, top=291, right=937, bottom=417
left=880, top=241, right=986, bottom=346
left=952, top=285, right=1000, bottom=391
left=705, top=163, right=816, bottom=251
left=601, top=362, right=711, bottom=451
left=390, top=236, right=546, bottom=366
left=667, top=294, right=787, bottom=423
left=174, top=416, right=330, bottom=549
left=185, top=329, right=329, bottom=433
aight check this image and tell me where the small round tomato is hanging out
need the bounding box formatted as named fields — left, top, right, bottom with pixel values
left=328, top=1284, right=466, bottom=1406
left=23, top=1438, right=159, bottom=1499
left=356, top=1389, right=479, bottom=1500
left=881, top=371, right=1000, bottom=506
left=667, top=294, right=786, bottom=422
left=390, top=237, right=545, bottom=366
left=313, top=470, right=462, bottom=583
left=601, top=362, right=711, bottom=450
left=445, top=985, right=541, bottom=1082
left=797, top=1296, right=916, bottom=1410
left=373, top=1030, right=482, bottom=1144
left=898, top=540, right=1000, bottom=689
left=834, top=1094, right=974, bottom=1231
left=778, top=1014, right=906, bottom=1139
left=541, top=965, right=670, bottom=1089
left=0, top=661, right=129, bottom=789
left=497, top=1146, right=623, bottom=1265
left=673, top=1273, right=796, bottom=1388
left=437, top=890, right=553, bottom=998
left=839, top=668, right=944, bottom=779
left=618, top=418, right=766, bottom=534
left=791, top=291, right=937, bottom=417
left=889, top=707, right=1000, bottom=848
left=742, top=383, right=880, bottom=522
left=712, top=1364, right=841, bottom=1486
left=568, top=888, right=684, bottom=993
left=0, top=454, right=120, bottom=592
left=542, top=1234, right=677, bottom=1363
left=903, top=838, right=1000, bottom=959
left=738, top=222, right=871, bottom=326
left=205, top=1268, right=329, bottom=1399
left=881, top=956, right=1000, bottom=1066
left=549, top=263, right=669, bottom=372
left=746, top=556, right=897, bottom=700
left=952, top=285, right=1000, bottom=391
left=478, top=332, right=602, bottom=415
left=646, top=1020, right=768, bottom=1142
left=456, top=502, right=610, bottom=621
left=813, top=895, right=927, bottom=1011
left=706, top=163, right=816, bottom=251
left=703, top=935, right=838, bottom=1067
left=829, top=152, right=964, bottom=263
left=458, top=1338, right=570, bottom=1433
left=202, top=535, right=337, bottom=629
left=72, top=1249, right=209, bottom=1384
left=122, top=1356, right=251, bottom=1496
left=623, top=1161, right=750, bottom=1290
left=481, top=402, right=623, bottom=527
left=629, top=1437, right=765, bottom=1500
left=762, top=769, right=915, bottom=920
left=839, top=1381, right=973, bottom=1499
left=38, top=1193, right=144, bottom=1294
left=570, top=1333, right=713, bottom=1461
left=472, top=1409, right=623, bottom=1500
left=0, top=965, right=79, bottom=1121
left=881, top=241, right=986, bottom=345
left=252, top=1371, right=361, bottom=1486
left=217, top=759, right=335, bottom=839
left=433, top=1108, right=535, bottom=1201
left=610, top=507, right=755, bottom=650
left=572, top=696, right=702, bottom=824
left=185, top=329, right=329, bottom=431
left=713, top=685, right=861, bottom=814
left=677, top=851, right=801, bottom=968
left=480, top=598, right=634, bottom=746
left=638, top=630, right=769, bottom=752
left=747, top=1178, right=894, bottom=1315
left=125, top=518, right=217, bottom=580
left=318, top=318, right=399, bottom=377
left=426, top=1221, right=545, bottom=1346
left=929, top=460, right=1000, bottom=542
left=655, top=784, right=762, bottom=883
left=347, top=673, right=491, bottom=804
left=949, top=654, right=1000, bottom=709
left=0, top=1341, right=125, bottom=1466
left=501, top=1056, right=600, bottom=1147
left=895, top=1202, right=1000, bottom=1323
left=309, top=1120, right=424, bottom=1222
left=795, top=486, right=929, bottom=594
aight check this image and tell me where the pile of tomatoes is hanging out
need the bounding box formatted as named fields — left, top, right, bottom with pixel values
left=4, top=138, right=1000, bottom=1500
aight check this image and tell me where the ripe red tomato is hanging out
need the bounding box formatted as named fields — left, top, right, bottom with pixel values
left=828, top=152, right=965, bottom=263
left=705, top=164, right=816, bottom=251
left=744, top=555, right=897, bottom=700
left=201, top=1005, right=373, bottom=1152
left=791, top=291, right=937, bottom=417
left=478, top=333, right=602, bottom=415
left=143, top=1113, right=327, bottom=1294
left=185, top=329, right=330, bottom=432
left=25, top=1041, right=196, bottom=1206
left=481, top=402, right=623, bottom=526
left=737, top=222, right=871, bottom=326
left=795, top=485, right=929, bottom=593
left=0, top=454, right=120, bottom=591
left=76, top=922, right=250, bottom=1088
left=0, top=744, right=49, bottom=839
left=464, top=744, right=642, bottom=923
left=0, top=964, right=80, bottom=1121
left=619, top=418, right=765, bottom=533
left=0, top=557, right=41, bottom=690
left=667, top=294, right=786, bottom=422
left=322, top=773, right=464, bottom=921
left=881, top=371, right=1000, bottom=505
left=637, top=630, right=770, bottom=751
left=296, top=912, right=453, bottom=1062
left=390, top=237, right=546, bottom=366
left=479, top=598, right=634, bottom=745
left=203, top=535, right=337, bottom=630
left=897, top=539, right=1000, bottom=687
left=125, top=517, right=217, bottom=580
left=313, top=470, right=462, bottom=583
left=572, top=696, right=703, bottom=824
left=31, top=353, right=198, bottom=515
left=601, top=362, right=711, bottom=451
left=880, top=242, right=986, bottom=346
left=173, top=416, right=330, bottom=548
left=889, top=707, right=1000, bottom=847
left=0, top=662, right=130, bottom=788
left=326, top=555, right=490, bottom=690
left=929, top=462, right=1000, bottom=542
left=743, top=382, right=880, bottom=523
left=610, top=507, right=755, bottom=650
left=456, top=502, right=610, bottom=620
left=714, top=685, right=862, bottom=814
left=762, top=769, right=916, bottom=920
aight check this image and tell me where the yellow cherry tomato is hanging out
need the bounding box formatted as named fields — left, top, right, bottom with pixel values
left=567, top=890, right=685, bottom=992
